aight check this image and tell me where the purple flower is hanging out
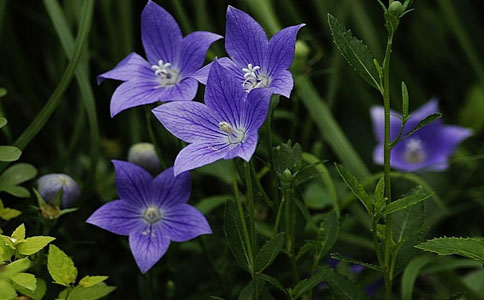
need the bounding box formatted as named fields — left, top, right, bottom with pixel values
left=98, top=1, right=222, bottom=117
left=193, top=6, right=304, bottom=98
left=152, top=60, right=272, bottom=175
left=37, top=174, right=80, bottom=208
left=86, top=161, right=211, bottom=273
left=371, top=99, right=472, bottom=172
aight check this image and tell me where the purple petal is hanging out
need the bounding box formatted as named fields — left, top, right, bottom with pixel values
left=110, top=78, right=198, bottom=117
left=174, top=141, right=229, bottom=175
left=370, top=106, right=403, bottom=144
left=225, top=6, right=268, bottom=67
left=129, top=225, right=170, bottom=273
left=178, top=31, right=222, bottom=76
left=161, top=204, right=212, bottom=242
left=97, top=53, right=153, bottom=84
left=244, top=88, right=271, bottom=132
left=373, top=144, right=384, bottom=166
left=266, top=24, right=305, bottom=75
left=224, top=131, right=258, bottom=162
left=152, top=167, right=192, bottom=207
left=152, top=101, right=223, bottom=143
left=141, top=1, right=182, bottom=64
left=192, top=57, right=242, bottom=85
left=112, top=160, right=152, bottom=206
left=204, top=60, right=246, bottom=126
left=438, top=125, right=473, bottom=155
left=86, top=200, right=143, bottom=236
left=269, top=69, right=294, bottom=98
left=409, top=98, right=440, bottom=123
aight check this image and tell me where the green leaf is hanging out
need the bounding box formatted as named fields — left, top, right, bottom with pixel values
left=401, top=81, right=409, bottom=120
left=415, top=237, right=484, bottom=264
left=79, top=275, right=108, bottom=288
left=10, top=272, right=36, bottom=291
left=17, top=236, right=55, bottom=255
left=320, top=211, right=340, bottom=257
left=273, top=141, right=303, bottom=176
left=386, top=187, right=433, bottom=214
left=259, top=274, right=289, bottom=299
left=0, top=280, right=16, bottom=299
left=11, top=224, right=26, bottom=242
left=0, top=163, right=37, bottom=198
left=0, top=118, right=7, bottom=129
left=0, top=146, right=21, bottom=162
left=322, top=266, right=370, bottom=300
left=1, top=258, right=31, bottom=277
left=459, top=85, right=484, bottom=134
left=335, top=163, right=371, bottom=214
left=224, top=200, right=250, bottom=272
left=0, top=208, right=21, bottom=220
left=290, top=268, right=331, bottom=299
left=255, top=233, right=285, bottom=273
left=47, top=244, right=78, bottom=286
left=0, top=88, right=6, bottom=98
left=375, top=177, right=385, bottom=203
left=0, top=237, right=15, bottom=262
left=68, top=283, right=116, bottom=300
left=400, top=113, right=442, bottom=141
left=327, top=14, right=380, bottom=90
left=401, top=256, right=433, bottom=300
left=330, top=253, right=384, bottom=271
left=196, top=195, right=230, bottom=215
left=11, top=278, right=46, bottom=300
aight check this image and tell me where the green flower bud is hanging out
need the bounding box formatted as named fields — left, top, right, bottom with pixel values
left=281, top=168, right=293, bottom=187
left=128, top=143, right=160, bottom=174
left=388, top=1, right=404, bottom=17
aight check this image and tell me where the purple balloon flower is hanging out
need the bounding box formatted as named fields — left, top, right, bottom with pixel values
left=153, top=60, right=272, bottom=175
left=371, top=99, right=472, bottom=172
left=193, top=6, right=304, bottom=98
left=98, top=0, right=222, bottom=117
left=86, top=161, right=211, bottom=273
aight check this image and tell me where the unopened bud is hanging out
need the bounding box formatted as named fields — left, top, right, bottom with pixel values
left=389, top=1, right=404, bottom=17
left=38, top=174, right=80, bottom=208
left=127, top=143, right=160, bottom=174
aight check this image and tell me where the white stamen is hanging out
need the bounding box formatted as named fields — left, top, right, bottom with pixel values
left=241, top=64, right=270, bottom=93
left=218, top=121, right=246, bottom=145
left=143, top=206, right=163, bottom=224
left=151, top=60, right=180, bottom=87
left=404, top=138, right=426, bottom=164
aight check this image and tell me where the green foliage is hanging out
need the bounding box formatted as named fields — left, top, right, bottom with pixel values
left=273, top=141, right=303, bottom=178
left=17, top=236, right=56, bottom=256
left=400, top=113, right=442, bottom=141
left=459, top=85, right=484, bottom=133
left=330, top=253, right=384, bottom=271
left=401, top=256, right=433, bottom=300
left=47, top=244, right=78, bottom=286
left=0, top=163, right=37, bottom=198
left=321, top=266, right=370, bottom=300
left=0, top=146, right=21, bottom=162
left=415, top=237, right=484, bottom=264
left=335, top=163, right=371, bottom=214
left=255, top=233, right=285, bottom=273
left=385, top=186, right=433, bottom=214
left=289, top=268, right=330, bottom=299
left=224, top=200, right=250, bottom=272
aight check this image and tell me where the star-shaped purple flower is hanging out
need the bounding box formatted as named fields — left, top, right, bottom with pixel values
left=86, top=161, right=211, bottom=273
left=153, top=60, right=272, bottom=175
left=371, top=99, right=472, bottom=172
left=193, top=6, right=304, bottom=98
left=98, top=0, right=222, bottom=117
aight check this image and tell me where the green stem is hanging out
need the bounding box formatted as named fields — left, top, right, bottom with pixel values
left=272, top=195, right=285, bottom=237
left=283, top=184, right=299, bottom=282
left=244, top=162, right=258, bottom=300
left=267, top=97, right=279, bottom=209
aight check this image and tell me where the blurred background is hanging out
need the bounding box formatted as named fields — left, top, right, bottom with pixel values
left=0, top=0, right=483, bottom=298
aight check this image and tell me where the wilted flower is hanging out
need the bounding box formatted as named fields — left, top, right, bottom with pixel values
left=98, top=0, right=222, bottom=117
left=194, top=6, right=304, bottom=98
left=128, top=143, right=160, bottom=174
left=87, top=161, right=211, bottom=273
left=371, top=99, right=472, bottom=172
left=37, top=174, right=80, bottom=208
left=153, top=60, right=272, bottom=175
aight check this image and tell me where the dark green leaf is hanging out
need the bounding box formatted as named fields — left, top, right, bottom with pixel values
left=255, top=233, right=285, bottom=273
left=273, top=141, right=303, bottom=176
left=197, top=195, right=230, bottom=215
left=386, top=187, right=433, bottom=214
left=224, top=200, right=250, bottom=272
left=321, top=266, right=370, bottom=300
left=415, top=237, right=484, bottom=264
left=260, top=274, right=289, bottom=299
left=330, top=253, right=384, bottom=271
left=0, top=117, right=7, bottom=129
left=335, top=163, right=371, bottom=214
left=290, top=268, right=331, bottom=299
left=401, top=81, right=409, bottom=120
left=401, top=113, right=442, bottom=140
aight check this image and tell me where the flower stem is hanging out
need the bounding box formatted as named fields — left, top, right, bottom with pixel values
left=244, top=161, right=259, bottom=300
left=266, top=97, right=279, bottom=208
left=283, top=184, right=299, bottom=282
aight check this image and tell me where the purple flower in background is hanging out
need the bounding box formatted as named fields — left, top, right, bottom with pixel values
left=37, top=174, right=80, bottom=208
left=98, top=1, right=222, bottom=117
left=153, top=60, right=272, bottom=175
left=371, top=99, right=472, bottom=172
left=193, top=6, right=304, bottom=98
left=87, top=161, right=211, bottom=273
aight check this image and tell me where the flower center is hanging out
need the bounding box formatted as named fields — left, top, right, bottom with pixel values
left=219, top=121, right=246, bottom=144
left=404, top=138, right=426, bottom=164
left=242, top=64, right=270, bottom=93
left=151, top=60, right=180, bottom=87
left=143, top=206, right=163, bottom=224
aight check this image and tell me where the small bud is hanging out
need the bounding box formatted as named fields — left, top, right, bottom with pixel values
left=281, top=168, right=293, bottom=187
left=388, top=1, right=404, bottom=17
left=292, top=40, right=310, bottom=73
left=37, top=174, right=80, bottom=208
left=127, top=143, right=160, bottom=174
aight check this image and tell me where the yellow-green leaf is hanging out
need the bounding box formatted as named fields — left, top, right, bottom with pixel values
left=10, top=272, right=36, bottom=291
left=11, top=278, right=46, bottom=300
left=0, top=279, right=17, bottom=299
left=79, top=275, right=109, bottom=287
left=0, top=208, right=21, bottom=220
left=47, top=245, right=77, bottom=286
left=1, top=258, right=31, bottom=277
left=11, top=224, right=25, bottom=242
left=17, top=236, right=55, bottom=255
left=68, top=283, right=116, bottom=300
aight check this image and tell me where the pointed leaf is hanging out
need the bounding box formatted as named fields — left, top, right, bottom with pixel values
left=330, top=253, right=384, bottom=271
left=290, top=268, right=331, bottom=299
left=401, top=256, right=433, bottom=300
left=1, top=258, right=31, bottom=277
left=10, top=272, right=36, bottom=291
left=322, top=266, right=370, bottom=300
left=401, top=113, right=442, bottom=140
left=255, top=233, right=285, bottom=272
left=401, top=82, right=409, bottom=120
left=11, top=224, right=26, bottom=242
left=17, top=236, right=55, bottom=255
left=386, top=187, right=433, bottom=214
left=415, top=237, right=484, bottom=264
left=0, top=208, right=21, bottom=220
left=47, top=244, right=78, bottom=286
left=335, top=163, right=371, bottom=213
left=0, top=280, right=17, bottom=299
left=0, top=118, right=7, bottom=129
left=224, top=200, right=250, bottom=272
left=67, top=283, right=116, bottom=300
left=11, top=278, right=46, bottom=300
left=260, top=274, right=289, bottom=299
left=79, top=275, right=108, bottom=288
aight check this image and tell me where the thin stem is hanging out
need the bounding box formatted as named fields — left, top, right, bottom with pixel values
left=283, top=184, right=299, bottom=282
left=244, top=162, right=258, bottom=300
left=272, top=195, right=285, bottom=236
left=267, top=97, right=279, bottom=209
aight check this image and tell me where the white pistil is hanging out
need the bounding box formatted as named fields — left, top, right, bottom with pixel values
left=143, top=206, right=163, bottom=224
left=219, top=121, right=246, bottom=144
left=151, top=60, right=180, bottom=87
left=242, top=64, right=270, bottom=93
left=404, top=138, right=426, bottom=164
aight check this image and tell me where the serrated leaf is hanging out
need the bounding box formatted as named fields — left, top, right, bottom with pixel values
left=327, top=14, right=380, bottom=90
left=11, top=224, right=26, bottom=242
left=375, top=177, right=385, bottom=202
left=322, top=266, right=370, bottom=300
left=10, top=272, right=36, bottom=291
left=67, top=283, right=116, bottom=300
left=0, top=208, right=21, bottom=220
left=0, top=146, right=21, bottom=162
left=47, top=244, right=78, bottom=286
left=260, top=274, right=289, bottom=299
left=79, top=275, right=108, bottom=287
left=400, top=113, right=442, bottom=140
left=0, top=118, right=7, bottom=129
left=386, top=187, right=433, bottom=214
left=11, top=278, right=46, bottom=300
left=401, top=82, right=409, bottom=120
left=290, top=268, right=331, bottom=299
left=330, top=253, right=384, bottom=272
left=415, top=237, right=484, bottom=264
left=17, top=236, right=55, bottom=255
left=0, top=237, right=15, bottom=262
left=335, top=163, right=371, bottom=214
left=0, top=280, right=17, bottom=299
left=255, top=233, right=285, bottom=273
left=1, top=258, right=31, bottom=277
left=224, top=200, right=250, bottom=272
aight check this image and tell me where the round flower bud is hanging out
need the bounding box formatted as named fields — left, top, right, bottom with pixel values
left=127, top=143, right=160, bottom=174
left=293, top=40, right=310, bottom=73
left=37, top=174, right=81, bottom=208
left=388, top=1, right=404, bottom=17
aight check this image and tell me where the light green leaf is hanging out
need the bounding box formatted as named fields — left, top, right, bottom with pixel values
left=17, top=236, right=55, bottom=255
left=255, top=233, right=285, bottom=273
left=327, top=14, right=380, bottom=90
left=47, top=244, right=78, bottom=286
left=401, top=256, right=433, bottom=300
left=1, top=258, right=31, bottom=277
left=290, top=268, right=331, bottom=299
left=386, top=187, right=433, bottom=214
left=79, top=275, right=108, bottom=287
left=11, top=224, right=26, bottom=242
left=0, top=280, right=17, bottom=299
left=0, top=118, right=7, bottom=129
left=0, top=88, right=6, bottom=98
left=10, top=272, right=36, bottom=291
left=0, top=163, right=38, bottom=189
left=415, top=237, right=484, bottom=264
left=224, top=200, right=250, bottom=272
left=0, top=146, right=21, bottom=162
left=196, top=195, right=230, bottom=215
left=0, top=208, right=21, bottom=221
left=11, top=278, right=46, bottom=300
left=400, top=113, right=442, bottom=140
left=335, top=163, right=371, bottom=214
left=0, top=237, right=15, bottom=262
left=68, top=283, right=116, bottom=300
